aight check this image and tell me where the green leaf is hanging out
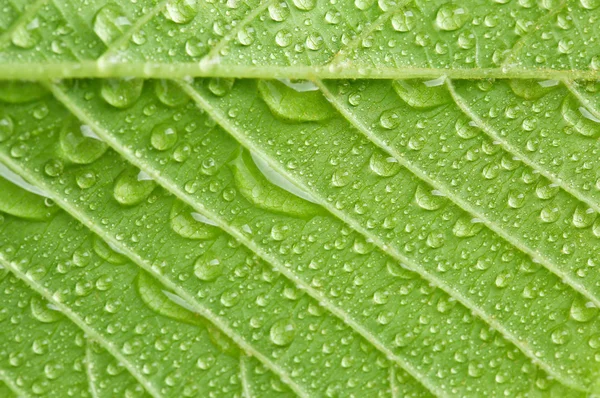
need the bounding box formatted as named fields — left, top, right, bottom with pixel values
left=0, top=0, right=600, bottom=80
left=1, top=1, right=600, bottom=396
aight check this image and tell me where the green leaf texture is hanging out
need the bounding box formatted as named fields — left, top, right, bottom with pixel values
left=0, top=0, right=600, bottom=79
left=1, top=1, right=600, bottom=397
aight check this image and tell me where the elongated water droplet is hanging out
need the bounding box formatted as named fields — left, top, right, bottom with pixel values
left=155, top=80, right=189, bottom=107
left=31, top=297, right=63, bottom=323
left=393, top=80, right=451, bottom=108
left=258, top=80, right=334, bottom=121
left=562, top=96, right=600, bottom=138
left=415, top=185, right=445, bottom=210
left=436, top=5, right=469, bottom=31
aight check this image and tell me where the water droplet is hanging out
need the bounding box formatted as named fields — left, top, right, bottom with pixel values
left=551, top=327, right=570, bottom=345
left=393, top=79, right=451, bottom=108
left=93, top=4, right=130, bottom=45
left=0, top=113, right=14, bottom=142
left=570, top=297, right=598, bottom=322
left=415, top=185, right=445, bottom=210
left=163, top=0, right=198, bottom=24
left=391, top=9, right=415, bottom=32
left=540, top=205, right=560, bottom=223
left=76, top=171, right=97, bottom=189
left=258, top=80, right=334, bottom=121
left=60, top=121, right=108, bottom=164
left=93, top=235, right=127, bottom=265
left=572, top=205, right=597, bottom=228
left=170, top=199, right=218, bottom=240
left=269, top=2, right=290, bottom=21
left=507, top=190, right=526, bottom=209
left=150, top=124, right=178, bottom=151
left=237, top=26, right=255, bottom=46
left=436, top=5, right=469, bottom=31
left=269, top=319, right=296, bottom=346
left=581, top=0, right=600, bottom=9
left=455, top=118, right=480, bottom=139
left=509, top=79, right=555, bottom=100
left=194, top=255, right=222, bottom=281
left=331, top=169, right=351, bottom=187
left=0, top=81, right=47, bottom=104
left=535, top=179, right=559, bottom=200
left=44, top=159, right=63, bottom=178
left=452, top=216, right=483, bottom=237
left=369, top=152, right=401, bottom=177
left=292, top=0, right=316, bottom=11
left=30, top=297, right=62, bottom=323
left=155, top=80, right=189, bottom=107
left=562, top=96, right=600, bottom=138
left=275, top=29, right=293, bottom=47
left=11, top=19, right=40, bottom=49
left=379, top=108, right=401, bottom=129
left=101, top=79, right=144, bottom=109
left=208, top=78, right=235, bottom=97
left=113, top=167, right=156, bottom=206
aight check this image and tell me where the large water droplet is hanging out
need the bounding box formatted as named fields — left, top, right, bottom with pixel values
left=562, top=96, right=600, bottom=138
left=60, top=121, right=108, bottom=164
left=163, top=0, right=198, bottom=24
left=258, top=80, right=334, bottom=121
left=151, top=124, right=178, bottom=151
left=509, top=79, right=556, bottom=100
left=93, top=4, right=131, bottom=45
left=30, top=297, right=63, bottom=323
left=0, top=81, right=48, bottom=104
left=101, top=79, right=144, bottom=109
left=393, top=79, right=451, bottom=108
left=572, top=204, right=597, bottom=228
left=452, top=216, right=484, bottom=237
left=194, top=255, right=222, bottom=281
left=415, top=185, right=445, bottom=210
left=170, top=199, right=218, bottom=240
left=113, top=167, right=156, bottom=206
left=269, top=318, right=296, bottom=346
left=570, top=297, right=598, bottom=322
left=435, top=5, right=469, bottom=31
left=11, top=18, right=41, bottom=49
left=155, top=80, right=189, bottom=107
left=369, top=151, right=401, bottom=177
left=391, top=9, right=416, bottom=32
left=292, top=0, right=316, bottom=11
left=0, top=113, right=14, bottom=142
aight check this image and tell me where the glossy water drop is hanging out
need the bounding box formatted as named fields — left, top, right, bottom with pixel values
left=0, top=113, right=14, bottom=142
left=0, top=176, right=55, bottom=221
left=455, top=118, right=480, bottom=139
left=30, top=297, right=63, bottom=323
left=194, top=255, right=222, bottom=281
left=572, top=205, right=597, bottom=228
left=113, top=168, right=156, bottom=206
left=331, top=169, right=351, bottom=187
left=208, top=78, right=235, bottom=97
left=258, top=80, right=334, bottom=121
left=151, top=124, right=178, bottom=151
left=507, top=190, right=525, bottom=209
left=369, top=152, right=401, bottom=177
left=101, top=79, right=144, bottom=109
left=170, top=199, right=218, bottom=240
left=163, top=0, right=198, bottom=24
left=93, top=4, right=130, bottom=44
left=393, top=79, right=451, bottom=109
left=562, top=96, right=600, bottom=138
left=379, top=108, right=400, bottom=129
left=570, top=297, right=598, bottom=322
left=452, top=216, right=483, bottom=237
left=509, top=79, right=555, bottom=100
left=292, top=0, right=316, bottom=11
left=436, top=5, right=469, bottom=31
left=540, top=205, right=560, bottom=223
left=415, top=185, right=445, bottom=210
left=535, top=179, right=559, bottom=200
left=386, top=261, right=415, bottom=279
left=93, top=235, right=127, bottom=265
left=76, top=171, right=97, bottom=189
left=269, top=2, right=290, bottom=21
left=155, top=80, right=189, bottom=107
left=391, top=9, right=416, bottom=32
left=11, top=19, right=40, bottom=49
left=44, top=159, right=63, bottom=177
left=581, top=0, right=600, bottom=9
left=269, top=319, right=296, bottom=346
left=60, top=121, right=108, bottom=164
